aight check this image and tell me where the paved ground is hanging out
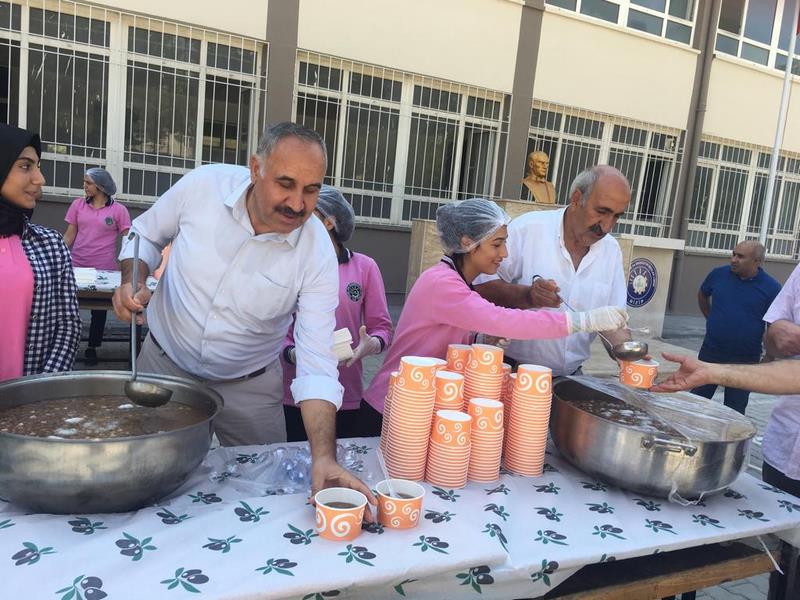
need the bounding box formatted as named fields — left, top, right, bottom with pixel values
left=79, top=309, right=779, bottom=599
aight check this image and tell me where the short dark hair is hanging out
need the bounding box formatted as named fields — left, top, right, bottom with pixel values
left=255, top=122, right=327, bottom=172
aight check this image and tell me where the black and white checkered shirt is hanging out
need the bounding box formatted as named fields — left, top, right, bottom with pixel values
left=20, top=220, right=81, bottom=375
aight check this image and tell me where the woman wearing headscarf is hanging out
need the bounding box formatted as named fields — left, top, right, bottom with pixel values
left=364, top=198, right=628, bottom=409
left=0, top=124, right=81, bottom=381
left=282, top=185, right=393, bottom=440
left=63, top=168, right=131, bottom=365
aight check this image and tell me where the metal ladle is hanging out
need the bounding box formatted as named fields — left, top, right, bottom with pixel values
left=124, top=233, right=173, bottom=408
left=538, top=278, right=648, bottom=361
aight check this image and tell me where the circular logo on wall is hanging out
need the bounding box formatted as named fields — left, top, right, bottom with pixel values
left=627, top=258, right=658, bottom=308
left=346, top=282, right=363, bottom=302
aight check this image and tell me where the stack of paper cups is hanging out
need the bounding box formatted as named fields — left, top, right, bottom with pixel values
left=467, top=398, right=504, bottom=482
left=383, top=357, right=438, bottom=480
left=379, top=371, right=399, bottom=454
left=446, top=344, right=472, bottom=374
left=433, top=370, right=464, bottom=413
left=463, top=344, right=505, bottom=406
left=503, top=364, right=552, bottom=477
left=426, top=410, right=472, bottom=488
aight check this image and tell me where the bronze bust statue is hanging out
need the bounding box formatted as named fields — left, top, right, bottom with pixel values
left=522, top=150, right=556, bottom=204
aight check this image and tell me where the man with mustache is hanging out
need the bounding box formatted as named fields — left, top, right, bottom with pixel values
left=113, top=122, right=374, bottom=503
left=475, top=165, right=632, bottom=375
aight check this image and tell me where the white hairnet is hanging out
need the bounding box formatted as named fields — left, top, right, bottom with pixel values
left=315, top=185, right=355, bottom=242
left=435, top=198, right=510, bottom=254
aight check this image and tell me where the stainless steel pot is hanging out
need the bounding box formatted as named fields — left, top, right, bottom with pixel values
left=550, top=378, right=756, bottom=500
left=0, top=371, right=223, bottom=514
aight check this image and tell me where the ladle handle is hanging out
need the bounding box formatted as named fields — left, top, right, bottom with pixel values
left=129, top=233, right=140, bottom=381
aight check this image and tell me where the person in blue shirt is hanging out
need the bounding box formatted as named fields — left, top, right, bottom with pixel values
left=693, top=240, right=781, bottom=414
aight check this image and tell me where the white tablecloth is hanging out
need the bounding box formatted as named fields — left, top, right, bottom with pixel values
left=2, top=438, right=799, bottom=599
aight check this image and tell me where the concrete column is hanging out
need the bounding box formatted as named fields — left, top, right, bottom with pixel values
left=265, top=0, right=299, bottom=125
left=500, top=0, right=545, bottom=200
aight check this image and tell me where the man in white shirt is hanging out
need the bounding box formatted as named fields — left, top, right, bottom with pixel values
left=113, top=122, right=371, bottom=501
left=475, top=165, right=631, bottom=375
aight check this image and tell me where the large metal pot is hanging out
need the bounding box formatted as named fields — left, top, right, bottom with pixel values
left=0, top=371, right=222, bottom=514
left=550, top=377, right=756, bottom=501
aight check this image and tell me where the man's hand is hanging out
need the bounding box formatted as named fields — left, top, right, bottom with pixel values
left=345, top=326, right=382, bottom=367
left=310, top=455, right=376, bottom=521
left=529, top=277, right=561, bottom=309
left=112, top=281, right=151, bottom=325
left=650, top=352, right=717, bottom=392
left=765, top=320, right=800, bottom=359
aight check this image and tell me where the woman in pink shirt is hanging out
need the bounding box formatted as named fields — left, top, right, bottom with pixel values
left=63, top=168, right=131, bottom=365
left=282, top=186, right=393, bottom=440
left=0, top=124, right=80, bottom=381
left=364, top=199, right=628, bottom=412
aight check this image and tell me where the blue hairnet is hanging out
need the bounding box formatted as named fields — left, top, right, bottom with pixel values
left=435, top=198, right=510, bottom=254
left=315, top=185, right=355, bottom=242
left=85, top=167, right=117, bottom=198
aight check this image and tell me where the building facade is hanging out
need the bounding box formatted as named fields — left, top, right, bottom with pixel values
left=3, top=0, right=799, bottom=308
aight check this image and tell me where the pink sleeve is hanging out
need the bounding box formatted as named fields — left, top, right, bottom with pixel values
left=361, top=258, right=393, bottom=348
left=432, top=272, right=569, bottom=340
left=116, top=204, right=132, bottom=232
left=64, top=198, right=81, bottom=224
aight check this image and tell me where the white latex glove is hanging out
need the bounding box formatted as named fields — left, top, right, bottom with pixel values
left=568, top=306, right=628, bottom=334
left=345, top=325, right=382, bottom=367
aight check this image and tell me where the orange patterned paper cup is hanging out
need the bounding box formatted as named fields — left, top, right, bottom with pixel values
left=468, top=398, right=504, bottom=432
left=396, top=356, right=439, bottom=393
left=619, top=359, right=659, bottom=388
left=314, top=488, right=367, bottom=542
left=447, top=344, right=472, bottom=373
left=467, top=344, right=504, bottom=375
left=430, top=410, right=472, bottom=447
left=515, top=364, right=552, bottom=396
left=434, top=370, right=465, bottom=410
left=376, top=479, right=425, bottom=529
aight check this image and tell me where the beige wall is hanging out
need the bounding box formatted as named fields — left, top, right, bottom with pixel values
left=535, top=10, right=697, bottom=129
left=704, top=56, right=800, bottom=152
left=90, top=0, right=269, bottom=39
left=297, top=0, right=521, bottom=92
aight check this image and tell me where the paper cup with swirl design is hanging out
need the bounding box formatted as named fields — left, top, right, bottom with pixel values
left=467, top=344, right=504, bottom=375
left=379, top=371, right=400, bottom=453
left=434, top=370, right=464, bottom=412
left=515, top=364, right=552, bottom=396
left=446, top=344, right=472, bottom=373
left=314, top=488, right=367, bottom=542
left=620, top=359, right=659, bottom=388
left=467, top=398, right=504, bottom=432
left=396, top=356, right=439, bottom=393
left=376, top=479, right=425, bottom=529
left=430, top=410, right=472, bottom=447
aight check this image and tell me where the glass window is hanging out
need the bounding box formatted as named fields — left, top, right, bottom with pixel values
left=405, top=114, right=457, bottom=198
left=668, top=0, right=693, bottom=20
left=467, top=96, right=500, bottom=120
left=28, top=44, right=108, bottom=157
left=555, top=141, right=601, bottom=204
left=128, top=27, right=201, bottom=64
left=699, top=141, right=720, bottom=159
left=124, top=168, right=183, bottom=197
left=565, top=115, right=604, bottom=139
left=0, top=1, right=21, bottom=31
left=546, top=0, right=577, bottom=9
left=774, top=53, right=800, bottom=75
left=298, top=62, right=342, bottom=91
left=459, top=124, right=496, bottom=198
left=295, top=93, right=340, bottom=184
left=711, top=168, right=747, bottom=228
left=666, top=21, right=692, bottom=43
left=0, top=40, right=19, bottom=125
left=721, top=144, right=751, bottom=165
left=718, top=0, right=745, bottom=35
left=778, top=0, right=799, bottom=51
left=350, top=73, right=401, bottom=102
left=531, top=108, right=562, bottom=131
left=29, top=8, right=109, bottom=47
left=740, top=42, right=769, bottom=65
left=413, top=85, right=460, bottom=113
left=207, top=42, right=257, bottom=75
left=715, top=34, right=739, bottom=55
left=689, top=165, right=713, bottom=221
left=743, top=0, right=777, bottom=45
left=613, top=125, right=647, bottom=147
left=342, top=102, right=398, bottom=192
left=747, top=173, right=779, bottom=231
left=628, top=10, right=664, bottom=36
left=631, top=0, right=666, bottom=11
left=580, top=0, right=620, bottom=24
left=125, top=61, right=199, bottom=168
left=202, top=75, right=252, bottom=165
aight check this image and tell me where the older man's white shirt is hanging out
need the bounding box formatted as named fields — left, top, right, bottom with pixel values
left=119, top=163, right=343, bottom=408
left=475, top=207, right=626, bottom=376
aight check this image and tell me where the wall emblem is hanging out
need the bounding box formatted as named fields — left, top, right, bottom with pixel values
left=627, top=258, right=657, bottom=308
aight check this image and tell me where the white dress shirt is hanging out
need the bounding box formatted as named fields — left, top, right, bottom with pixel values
left=475, top=207, right=626, bottom=376
left=119, top=164, right=343, bottom=408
